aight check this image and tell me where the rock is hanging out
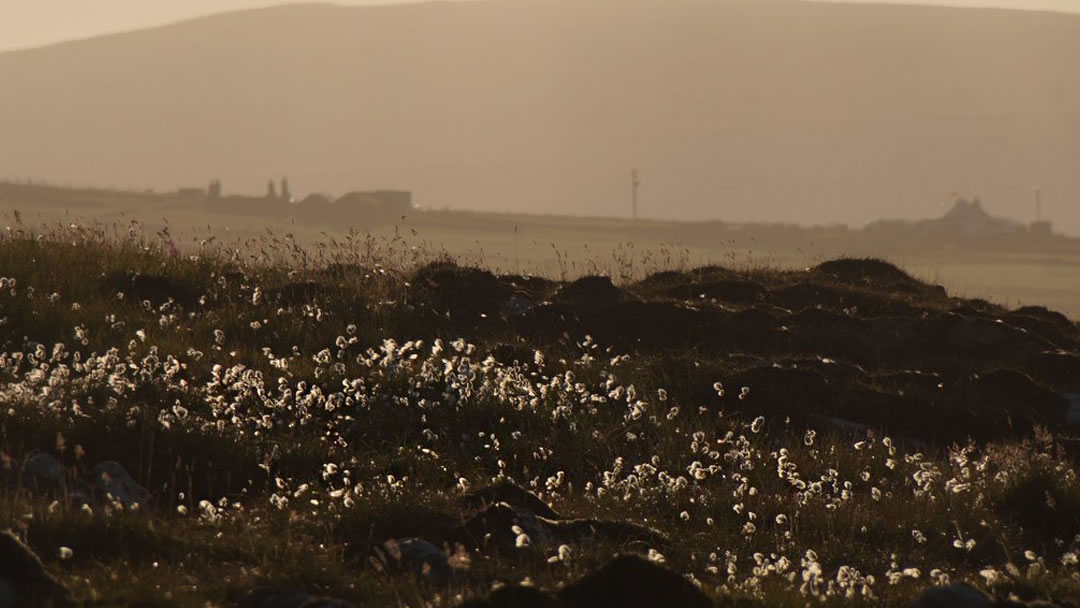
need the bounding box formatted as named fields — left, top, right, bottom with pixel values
left=336, top=501, right=465, bottom=564
left=22, top=453, right=64, bottom=485
left=0, top=530, right=73, bottom=607
left=1023, top=350, right=1080, bottom=393
left=552, top=518, right=669, bottom=550
left=872, top=369, right=945, bottom=402
left=457, top=555, right=710, bottom=608
left=558, top=555, right=712, bottom=608
left=465, top=481, right=562, bottom=520
left=92, top=461, right=150, bottom=510
left=1067, top=394, right=1080, bottom=429
left=464, top=502, right=556, bottom=553
left=462, top=501, right=667, bottom=555
left=906, top=583, right=993, bottom=608
left=237, top=588, right=355, bottom=608
left=373, top=538, right=454, bottom=585
left=19, top=453, right=85, bottom=504
left=552, top=276, right=632, bottom=311
left=502, top=275, right=557, bottom=302
left=458, top=585, right=560, bottom=608
left=966, top=370, right=1069, bottom=439
left=500, top=294, right=534, bottom=318
left=952, top=299, right=1009, bottom=317
left=905, top=583, right=1074, bottom=608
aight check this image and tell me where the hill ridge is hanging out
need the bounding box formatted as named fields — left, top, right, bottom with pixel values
left=1, top=0, right=1078, bottom=232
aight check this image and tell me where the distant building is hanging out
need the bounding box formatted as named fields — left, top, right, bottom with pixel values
left=1030, top=220, right=1053, bottom=237
left=863, top=197, right=1037, bottom=240
left=920, top=198, right=1023, bottom=238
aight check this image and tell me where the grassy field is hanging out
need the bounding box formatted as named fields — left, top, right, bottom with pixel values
left=1, top=221, right=1079, bottom=607
left=4, top=201, right=1080, bottom=318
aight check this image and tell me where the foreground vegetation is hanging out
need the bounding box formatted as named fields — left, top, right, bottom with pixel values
left=2, top=223, right=1079, bottom=607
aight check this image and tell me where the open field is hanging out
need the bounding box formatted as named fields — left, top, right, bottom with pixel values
left=4, top=200, right=1080, bottom=318
left=2, top=223, right=1080, bottom=607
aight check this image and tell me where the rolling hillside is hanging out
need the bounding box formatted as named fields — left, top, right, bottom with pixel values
left=1, top=0, right=1078, bottom=231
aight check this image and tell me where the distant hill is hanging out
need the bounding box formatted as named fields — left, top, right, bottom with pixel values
left=1, top=0, right=1078, bottom=232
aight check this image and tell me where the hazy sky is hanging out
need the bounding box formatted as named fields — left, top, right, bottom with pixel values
left=2, top=0, right=1079, bottom=52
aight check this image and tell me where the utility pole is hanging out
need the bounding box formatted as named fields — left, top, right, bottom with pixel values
left=631, top=169, right=640, bottom=224
left=1034, top=186, right=1042, bottom=222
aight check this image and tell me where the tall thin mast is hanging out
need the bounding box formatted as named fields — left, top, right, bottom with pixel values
left=631, top=169, right=640, bottom=224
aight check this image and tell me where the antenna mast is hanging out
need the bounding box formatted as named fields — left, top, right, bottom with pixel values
left=631, top=169, right=640, bottom=224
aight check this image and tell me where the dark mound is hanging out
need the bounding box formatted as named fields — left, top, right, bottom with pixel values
left=458, top=555, right=711, bottom=608
left=995, top=469, right=1080, bottom=549
left=371, top=537, right=455, bottom=585
left=412, top=262, right=513, bottom=320
left=0, top=530, right=73, bottom=607
left=579, top=301, right=703, bottom=350
left=1005, top=308, right=1080, bottom=348
left=663, top=279, right=767, bottom=305
left=458, top=585, right=560, bottom=608
left=464, top=480, right=562, bottom=520
left=634, top=269, right=695, bottom=291
left=1023, top=350, right=1080, bottom=393
left=723, top=365, right=836, bottom=421
left=552, top=275, right=634, bottom=311
left=337, top=504, right=462, bottom=561
left=1012, top=306, right=1077, bottom=333
left=811, top=258, right=930, bottom=292
left=965, top=370, right=1069, bottom=439
left=770, top=282, right=919, bottom=317
left=102, top=271, right=200, bottom=308
left=557, top=555, right=712, bottom=608
left=237, top=588, right=355, bottom=608
left=492, top=257, right=1079, bottom=444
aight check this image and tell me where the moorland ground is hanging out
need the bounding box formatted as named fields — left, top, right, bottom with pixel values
left=4, top=203, right=1080, bottom=319
left=2, top=223, right=1080, bottom=607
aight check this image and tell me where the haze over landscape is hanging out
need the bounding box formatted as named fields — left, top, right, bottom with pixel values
left=7, top=3, right=1080, bottom=607
left=1, top=0, right=1078, bottom=232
